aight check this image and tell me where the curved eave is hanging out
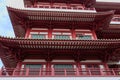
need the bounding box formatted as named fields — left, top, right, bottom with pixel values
left=0, top=37, right=120, bottom=50
left=7, top=7, right=114, bottom=37
left=0, top=36, right=119, bottom=68
left=95, top=2, right=120, bottom=14
left=7, top=7, right=114, bottom=19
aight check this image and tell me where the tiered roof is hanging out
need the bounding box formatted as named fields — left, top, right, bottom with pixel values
left=0, top=36, right=120, bottom=68
left=95, top=2, right=120, bottom=14
left=0, top=0, right=120, bottom=68
left=7, top=7, right=114, bottom=37
left=95, top=2, right=120, bottom=39
left=0, top=37, right=119, bottom=50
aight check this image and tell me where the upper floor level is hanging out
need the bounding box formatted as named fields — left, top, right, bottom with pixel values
left=25, top=28, right=97, bottom=40
left=6, top=0, right=120, bottom=39
left=24, top=0, right=96, bottom=11
left=6, top=0, right=96, bottom=13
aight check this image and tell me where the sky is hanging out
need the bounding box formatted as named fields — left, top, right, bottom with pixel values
left=0, top=0, right=120, bottom=67
left=0, top=0, right=15, bottom=67
left=0, top=0, right=14, bottom=37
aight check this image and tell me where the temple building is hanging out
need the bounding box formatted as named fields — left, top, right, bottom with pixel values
left=0, top=0, right=120, bottom=80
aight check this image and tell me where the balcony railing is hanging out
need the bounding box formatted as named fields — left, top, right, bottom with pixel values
left=25, top=5, right=95, bottom=11
left=0, top=68, right=120, bottom=77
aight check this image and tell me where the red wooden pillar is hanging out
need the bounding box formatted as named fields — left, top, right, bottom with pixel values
left=39, top=69, right=41, bottom=76
left=48, top=29, right=52, bottom=39
left=46, top=61, right=51, bottom=75
left=46, top=61, right=51, bottom=69
left=25, top=28, right=31, bottom=38
left=105, top=63, right=109, bottom=69
left=34, top=0, right=37, bottom=7
left=72, top=29, right=76, bottom=40
left=12, top=62, right=22, bottom=76
left=16, top=62, right=22, bottom=68
left=26, top=68, right=29, bottom=76
left=92, top=30, right=97, bottom=40
left=104, top=63, right=109, bottom=75
left=64, top=69, right=67, bottom=76
left=82, top=4, right=86, bottom=10
left=76, top=61, right=80, bottom=76
left=50, top=2, right=53, bottom=8
left=100, top=68, right=103, bottom=76
left=51, top=68, right=54, bottom=76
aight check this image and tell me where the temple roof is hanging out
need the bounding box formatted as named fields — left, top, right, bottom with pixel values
left=95, top=2, right=120, bottom=14
left=0, top=37, right=119, bottom=50
left=7, top=7, right=114, bottom=37
left=0, top=36, right=120, bottom=68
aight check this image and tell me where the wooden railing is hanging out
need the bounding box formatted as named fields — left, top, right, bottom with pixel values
left=0, top=68, right=120, bottom=77
left=25, top=5, right=95, bottom=11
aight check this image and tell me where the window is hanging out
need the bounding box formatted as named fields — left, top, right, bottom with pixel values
left=54, top=64, right=73, bottom=68
left=25, top=64, right=42, bottom=76
left=31, top=34, right=45, bottom=39
left=76, top=35, right=92, bottom=40
left=26, top=64, right=42, bottom=68
left=54, top=64, right=74, bottom=75
left=52, top=30, right=71, bottom=40
left=54, top=35, right=70, bottom=40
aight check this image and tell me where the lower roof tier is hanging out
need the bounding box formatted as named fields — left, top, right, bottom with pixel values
left=0, top=36, right=120, bottom=50
left=0, top=36, right=120, bottom=68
